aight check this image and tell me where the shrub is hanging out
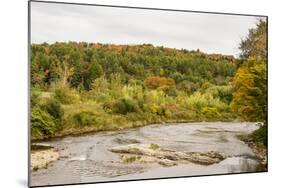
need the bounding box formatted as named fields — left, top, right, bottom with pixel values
left=31, top=91, right=40, bottom=108
left=144, top=90, right=167, bottom=105
left=43, top=99, right=64, bottom=120
left=95, top=93, right=111, bottom=103
left=164, top=109, right=172, bottom=118
left=205, top=85, right=232, bottom=104
left=185, top=92, right=208, bottom=110
left=251, top=125, right=267, bottom=146
left=164, top=86, right=178, bottom=96
left=122, top=84, right=144, bottom=100
left=73, top=111, right=96, bottom=127
left=173, top=110, right=197, bottom=120
left=177, top=80, right=200, bottom=94
left=201, top=107, right=220, bottom=120
left=148, top=104, right=165, bottom=115
left=163, top=104, right=180, bottom=118
left=103, top=101, right=115, bottom=112
left=53, top=85, right=80, bottom=104
left=113, top=98, right=140, bottom=115
left=31, top=107, right=57, bottom=139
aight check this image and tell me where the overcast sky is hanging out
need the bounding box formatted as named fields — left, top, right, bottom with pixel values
left=30, top=1, right=264, bottom=56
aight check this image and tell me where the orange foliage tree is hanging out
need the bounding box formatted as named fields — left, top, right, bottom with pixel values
left=144, top=76, right=175, bottom=90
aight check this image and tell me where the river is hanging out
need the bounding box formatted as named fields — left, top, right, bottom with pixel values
left=31, top=122, right=264, bottom=187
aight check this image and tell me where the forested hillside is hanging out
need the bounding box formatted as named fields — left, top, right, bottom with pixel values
left=31, top=42, right=237, bottom=90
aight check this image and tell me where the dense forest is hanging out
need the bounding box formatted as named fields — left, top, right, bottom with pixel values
left=31, top=20, right=267, bottom=148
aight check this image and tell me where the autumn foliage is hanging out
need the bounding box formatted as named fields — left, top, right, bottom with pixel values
left=144, top=76, right=175, bottom=90
left=231, top=19, right=267, bottom=147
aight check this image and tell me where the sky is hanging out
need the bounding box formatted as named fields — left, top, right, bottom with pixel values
left=30, top=1, right=264, bottom=57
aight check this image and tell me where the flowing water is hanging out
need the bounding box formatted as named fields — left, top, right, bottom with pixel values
left=31, top=122, right=265, bottom=187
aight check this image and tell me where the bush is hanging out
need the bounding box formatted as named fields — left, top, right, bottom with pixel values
left=201, top=107, right=220, bottom=120
left=148, top=104, right=165, bottom=115
left=31, top=107, right=57, bottom=139
left=31, top=91, right=40, bottom=108
left=53, top=85, right=80, bottom=104
left=185, top=92, right=208, bottom=110
left=73, top=111, right=96, bottom=127
left=205, top=85, right=232, bottom=104
left=251, top=125, right=267, bottom=146
left=94, top=93, right=111, bottom=103
left=173, top=110, right=197, bottom=120
left=177, top=80, right=200, bottom=94
left=113, top=98, right=140, bottom=115
left=103, top=101, right=115, bottom=112
left=43, top=99, right=64, bottom=120
left=164, top=86, right=178, bottom=96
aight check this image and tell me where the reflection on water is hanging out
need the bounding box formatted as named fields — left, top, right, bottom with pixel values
left=225, top=157, right=264, bottom=173
left=31, top=122, right=265, bottom=186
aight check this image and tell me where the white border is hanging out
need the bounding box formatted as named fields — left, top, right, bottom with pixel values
left=0, top=0, right=279, bottom=188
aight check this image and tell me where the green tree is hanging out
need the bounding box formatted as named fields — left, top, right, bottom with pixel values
left=232, top=19, right=267, bottom=121
left=83, top=61, right=103, bottom=90
left=239, top=19, right=267, bottom=60
left=232, top=19, right=267, bottom=146
left=31, top=52, right=49, bottom=87
left=68, top=50, right=84, bottom=88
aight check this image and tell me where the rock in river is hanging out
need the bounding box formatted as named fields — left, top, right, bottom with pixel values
left=109, top=143, right=225, bottom=166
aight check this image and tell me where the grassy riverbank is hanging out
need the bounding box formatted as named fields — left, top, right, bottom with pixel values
left=31, top=86, right=238, bottom=141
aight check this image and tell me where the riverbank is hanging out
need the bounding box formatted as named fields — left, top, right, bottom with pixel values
left=237, top=134, right=267, bottom=169
left=31, top=119, right=238, bottom=142
left=247, top=142, right=267, bottom=168
left=31, top=146, right=60, bottom=171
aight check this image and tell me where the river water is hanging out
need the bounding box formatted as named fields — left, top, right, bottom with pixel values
left=31, top=122, right=264, bottom=187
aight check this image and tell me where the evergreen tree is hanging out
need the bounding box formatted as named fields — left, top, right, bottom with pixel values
left=83, top=61, right=103, bottom=90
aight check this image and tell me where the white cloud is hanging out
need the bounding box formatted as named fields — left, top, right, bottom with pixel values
left=30, top=1, right=264, bottom=56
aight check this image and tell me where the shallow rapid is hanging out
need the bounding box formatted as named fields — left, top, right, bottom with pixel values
left=31, top=122, right=264, bottom=186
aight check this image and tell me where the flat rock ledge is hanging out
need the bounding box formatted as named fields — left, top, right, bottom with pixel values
left=31, top=148, right=59, bottom=171
left=109, top=144, right=225, bottom=167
